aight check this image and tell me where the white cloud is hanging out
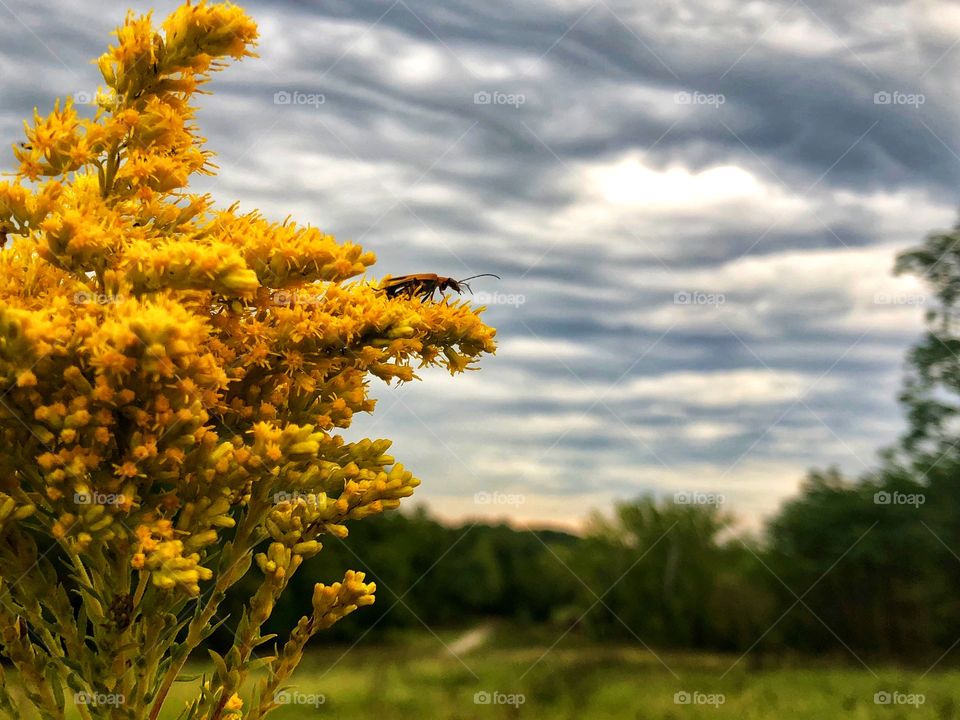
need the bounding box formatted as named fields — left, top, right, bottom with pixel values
left=583, top=154, right=810, bottom=217
left=621, top=369, right=829, bottom=406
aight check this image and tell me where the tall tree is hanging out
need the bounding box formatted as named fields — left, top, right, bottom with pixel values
left=895, top=225, right=960, bottom=460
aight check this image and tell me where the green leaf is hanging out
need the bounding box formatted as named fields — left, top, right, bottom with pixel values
left=207, top=649, right=228, bottom=680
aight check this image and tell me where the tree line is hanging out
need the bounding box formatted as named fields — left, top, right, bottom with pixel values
left=212, top=225, right=960, bottom=663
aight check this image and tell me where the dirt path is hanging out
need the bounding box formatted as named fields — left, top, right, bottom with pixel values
left=445, top=623, right=493, bottom=656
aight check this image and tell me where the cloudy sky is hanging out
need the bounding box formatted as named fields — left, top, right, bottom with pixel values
left=1, top=0, right=957, bottom=531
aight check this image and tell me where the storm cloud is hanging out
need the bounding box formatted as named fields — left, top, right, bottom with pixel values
left=2, top=0, right=957, bottom=529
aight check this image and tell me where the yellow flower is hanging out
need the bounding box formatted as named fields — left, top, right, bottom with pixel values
left=0, top=2, right=494, bottom=718
left=116, top=461, right=140, bottom=478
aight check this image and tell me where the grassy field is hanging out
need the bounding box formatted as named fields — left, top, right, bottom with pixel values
left=8, top=626, right=959, bottom=719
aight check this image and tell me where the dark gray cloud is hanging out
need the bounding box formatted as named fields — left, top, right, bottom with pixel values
left=1, top=0, right=957, bottom=527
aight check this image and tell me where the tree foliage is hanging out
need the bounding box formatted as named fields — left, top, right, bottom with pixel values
left=895, top=225, right=960, bottom=457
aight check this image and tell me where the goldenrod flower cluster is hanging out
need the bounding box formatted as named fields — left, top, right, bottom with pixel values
left=0, top=2, right=495, bottom=718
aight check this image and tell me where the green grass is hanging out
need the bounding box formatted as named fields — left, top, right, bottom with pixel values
left=9, top=626, right=960, bottom=718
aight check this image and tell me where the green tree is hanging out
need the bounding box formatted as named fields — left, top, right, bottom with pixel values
left=571, top=497, right=772, bottom=649
left=895, top=225, right=960, bottom=458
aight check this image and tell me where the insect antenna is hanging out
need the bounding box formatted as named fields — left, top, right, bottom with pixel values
left=457, top=274, right=501, bottom=282
left=455, top=273, right=500, bottom=294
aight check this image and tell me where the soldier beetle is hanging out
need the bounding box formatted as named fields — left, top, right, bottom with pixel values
left=380, top=273, right=501, bottom=301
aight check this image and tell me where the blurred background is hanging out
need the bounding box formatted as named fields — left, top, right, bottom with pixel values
left=4, top=0, right=960, bottom=717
